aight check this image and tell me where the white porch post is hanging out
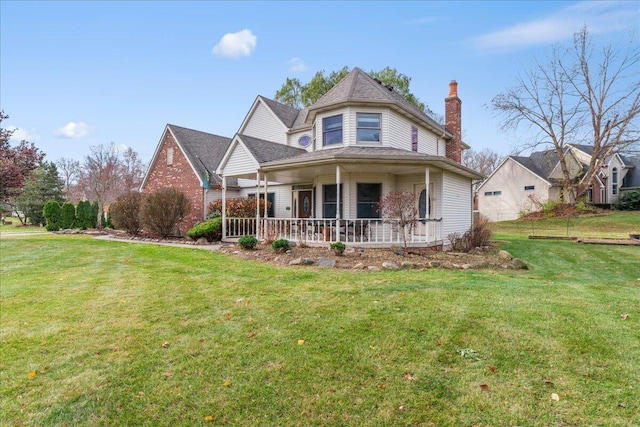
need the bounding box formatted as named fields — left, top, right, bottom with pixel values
left=255, top=171, right=261, bottom=239
left=264, top=173, right=268, bottom=220
left=222, top=176, right=227, bottom=240
left=336, top=165, right=341, bottom=241
left=425, top=167, right=430, bottom=243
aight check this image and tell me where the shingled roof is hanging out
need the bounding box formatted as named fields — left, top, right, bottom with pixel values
left=238, top=134, right=307, bottom=163
left=620, top=155, right=640, bottom=189
left=304, top=67, right=445, bottom=133
left=258, top=96, right=301, bottom=128
left=167, top=124, right=235, bottom=186
left=510, top=149, right=560, bottom=181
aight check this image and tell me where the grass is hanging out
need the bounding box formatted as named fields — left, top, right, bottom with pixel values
left=0, top=216, right=45, bottom=234
left=494, top=210, right=640, bottom=239
left=1, top=212, right=639, bottom=426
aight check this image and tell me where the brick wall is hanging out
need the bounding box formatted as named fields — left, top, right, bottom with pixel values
left=445, top=80, right=462, bottom=164
left=140, top=131, right=204, bottom=235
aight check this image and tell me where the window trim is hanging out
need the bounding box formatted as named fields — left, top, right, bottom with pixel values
left=322, top=114, right=343, bottom=146
left=356, top=112, right=381, bottom=144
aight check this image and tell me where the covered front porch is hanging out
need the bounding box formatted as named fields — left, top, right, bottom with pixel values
left=217, top=146, right=482, bottom=248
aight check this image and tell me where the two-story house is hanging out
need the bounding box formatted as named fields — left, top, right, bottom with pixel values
left=214, top=68, right=483, bottom=247
left=477, top=144, right=639, bottom=221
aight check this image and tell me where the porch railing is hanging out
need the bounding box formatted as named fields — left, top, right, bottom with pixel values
left=224, top=217, right=442, bottom=247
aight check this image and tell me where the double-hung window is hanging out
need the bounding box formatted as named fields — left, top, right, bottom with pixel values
left=612, top=167, right=618, bottom=195
left=357, top=113, right=381, bottom=143
left=357, top=183, right=381, bottom=218
left=323, top=115, right=343, bottom=146
left=322, top=184, right=343, bottom=218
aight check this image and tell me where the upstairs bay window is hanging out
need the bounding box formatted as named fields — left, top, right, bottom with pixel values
left=357, top=113, right=381, bottom=143
left=323, top=115, right=343, bottom=146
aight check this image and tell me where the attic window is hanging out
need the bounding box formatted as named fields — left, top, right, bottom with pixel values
left=484, top=191, right=502, bottom=196
left=167, top=148, right=174, bottom=165
left=524, top=185, right=535, bottom=191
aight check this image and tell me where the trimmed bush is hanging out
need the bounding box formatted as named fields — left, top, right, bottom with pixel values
left=330, top=241, right=345, bottom=255
left=110, top=192, right=144, bottom=236
left=272, top=238, right=290, bottom=253
left=76, top=200, right=93, bottom=229
left=140, top=188, right=191, bottom=239
left=615, top=190, right=640, bottom=211
left=238, top=235, right=258, bottom=250
left=43, top=201, right=61, bottom=231
left=59, top=202, right=76, bottom=229
left=187, top=217, right=222, bottom=242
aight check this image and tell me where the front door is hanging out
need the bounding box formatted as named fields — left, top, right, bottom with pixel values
left=298, top=190, right=313, bottom=218
left=414, top=184, right=433, bottom=237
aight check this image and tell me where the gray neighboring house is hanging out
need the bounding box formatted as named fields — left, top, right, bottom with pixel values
left=477, top=144, right=638, bottom=221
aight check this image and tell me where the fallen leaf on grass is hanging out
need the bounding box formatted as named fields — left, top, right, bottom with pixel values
left=225, top=312, right=233, bottom=321
left=162, top=372, right=173, bottom=378
left=403, top=372, right=417, bottom=381
left=617, top=403, right=626, bottom=408
left=479, top=384, right=490, bottom=391
left=544, top=380, right=554, bottom=387
left=400, top=291, right=406, bottom=296
left=377, top=383, right=386, bottom=389
left=297, top=339, right=305, bottom=346
left=247, top=332, right=257, bottom=338
left=551, top=393, right=560, bottom=401
left=161, top=341, right=170, bottom=348
left=621, top=314, right=629, bottom=320
left=204, top=415, right=215, bottom=422
left=27, top=370, right=36, bottom=379
left=398, top=405, right=405, bottom=412
left=113, top=346, right=121, bottom=352
left=487, top=365, right=497, bottom=374
left=223, top=380, right=232, bottom=387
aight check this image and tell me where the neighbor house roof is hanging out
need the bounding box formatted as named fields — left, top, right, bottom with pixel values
left=510, top=149, right=561, bottom=181
left=620, top=155, right=640, bottom=189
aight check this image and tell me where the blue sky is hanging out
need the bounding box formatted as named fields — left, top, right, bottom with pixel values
left=1, top=1, right=638, bottom=164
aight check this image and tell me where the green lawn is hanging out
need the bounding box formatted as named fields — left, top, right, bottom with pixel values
left=1, top=213, right=639, bottom=426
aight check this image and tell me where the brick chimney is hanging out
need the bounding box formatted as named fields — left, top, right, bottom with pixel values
left=445, top=80, right=462, bottom=163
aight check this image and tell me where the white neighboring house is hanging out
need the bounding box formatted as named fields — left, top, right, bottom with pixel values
left=477, top=144, right=639, bottom=221
left=216, top=67, right=483, bottom=247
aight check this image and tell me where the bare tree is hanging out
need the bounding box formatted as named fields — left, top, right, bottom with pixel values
left=120, top=147, right=146, bottom=193
left=378, top=189, right=418, bottom=250
left=82, top=143, right=121, bottom=229
left=492, top=27, right=640, bottom=201
left=462, top=148, right=504, bottom=176
left=56, top=157, right=81, bottom=200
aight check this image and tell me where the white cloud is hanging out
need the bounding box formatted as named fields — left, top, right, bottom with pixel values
left=8, top=126, right=40, bottom=142
left=287, top=57, right=307, bottom=72
left=473, top=1, right=640, bottom=50
left=55, top=121, right=93, bottom=139
left=212, top=29, right=257, bottom=58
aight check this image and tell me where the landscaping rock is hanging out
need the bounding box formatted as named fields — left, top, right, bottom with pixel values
left=510, top=258, right=528, bottom=270
left=302, top=258, right=315, bottom=265
left=382, top=261, right=400, bottom=270
left=393, top=249, right=404, bottom=256
left=367, top=266, right=381, bottom=272
left=289, top=257, right=302, bottom=266
left=497, top=250, right=513, bottom=260
left=400, top=261, right=416, bottom=269
left=317, top=257, right=336, bottom=268
left=353, top=262, right=365, bottom=269
left=428, top=261, right=441, bottom=268
left=196, top=237, right=209, bottom=245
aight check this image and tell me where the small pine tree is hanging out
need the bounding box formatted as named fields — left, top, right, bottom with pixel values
left=43, top=200, right=61, bottom=231
left=59, top=202, right=76, bottom=229
left=76, top=200, right=92, bottom=229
